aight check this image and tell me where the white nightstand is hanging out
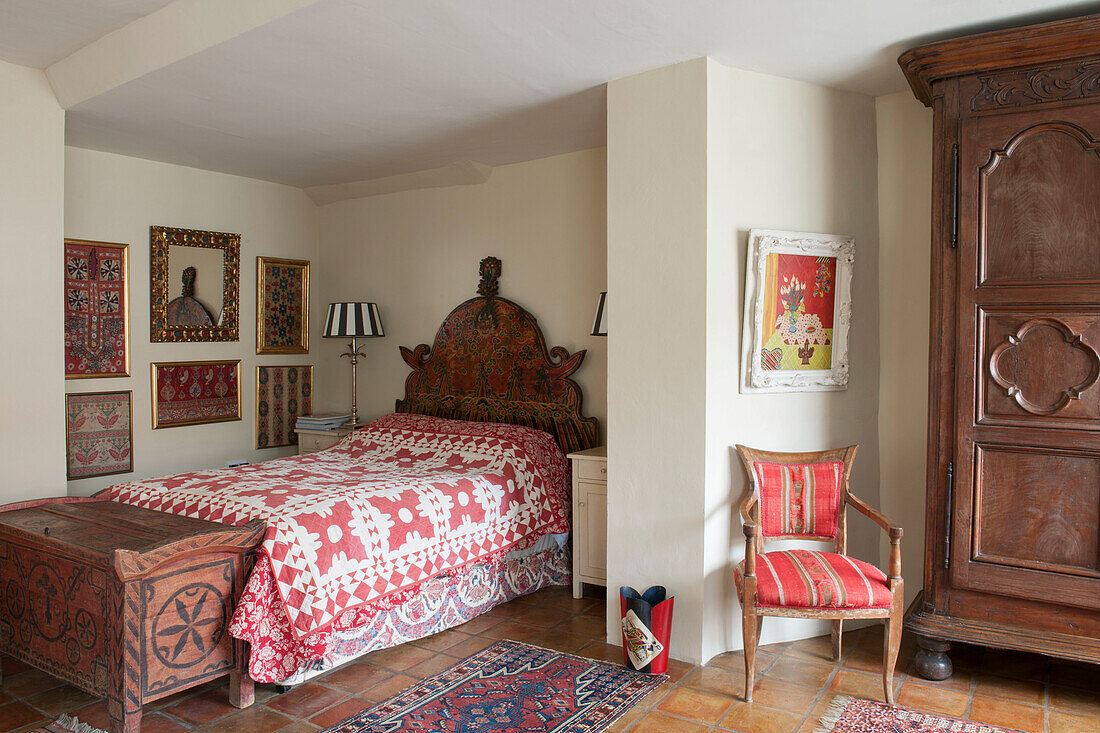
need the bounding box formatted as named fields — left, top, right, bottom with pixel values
left=567, top=446, right=607, bottom=599
left=295, top=426, right=354, bottom=455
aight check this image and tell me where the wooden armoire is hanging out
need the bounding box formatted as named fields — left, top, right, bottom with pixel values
left=900, top=16, right=1100, bottom=679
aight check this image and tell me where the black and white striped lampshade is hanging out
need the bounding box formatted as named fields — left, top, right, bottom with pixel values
left=591, top=291, right=607, bottom=337
left=323, top=302, right=384, bottom=338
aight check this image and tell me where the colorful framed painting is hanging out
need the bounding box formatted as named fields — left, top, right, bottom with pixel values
left=741, top=229, right=854, bottom=393
left=65, top=239, right=130, bottom=378
left=256, top=256, right=310, bottom=354
left=150, top=225, right=241, bottom=343
left=151, top=360, right=242, bottom=429
left=256, top=365, right=313, bottom=448
left=65, top=391, right=133, bottom=479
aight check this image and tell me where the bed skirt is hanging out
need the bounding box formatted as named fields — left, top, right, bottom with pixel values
left=275, top=542, right=571, bottom=685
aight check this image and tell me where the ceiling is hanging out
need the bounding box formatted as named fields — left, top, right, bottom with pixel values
left=0, top=0, right=175, bottom=67
left=5, top=0, right=1100, bottom=190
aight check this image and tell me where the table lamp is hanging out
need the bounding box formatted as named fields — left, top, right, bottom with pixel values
left=323, top=301, right=384, bottom=427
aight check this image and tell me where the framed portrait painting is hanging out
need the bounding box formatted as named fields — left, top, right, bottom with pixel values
left=256, top=365, right=313, bottom=448
left=741, top=229, right=854, bottom=393
left=150, top=225, right=241, bottom=343
left=65, top=391, right=133, bottom=479
left=256, top=256, right=310, bottom=354
left=151, top=360, right=242, bottom=428
left=65, top=239, right=129, bottom=378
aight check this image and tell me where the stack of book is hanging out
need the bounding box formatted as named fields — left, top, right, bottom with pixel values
left=295, top=413, right=352, bottom=431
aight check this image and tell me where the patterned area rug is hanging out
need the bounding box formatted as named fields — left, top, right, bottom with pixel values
left=36, top=715, right=107, bottom=733
left=323, top=640, right=666, bottom=733
left=814, top=695, right=1025, bottom=733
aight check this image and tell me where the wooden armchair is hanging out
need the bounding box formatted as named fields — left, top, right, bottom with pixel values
left=734, top=444, right=903, bottom=704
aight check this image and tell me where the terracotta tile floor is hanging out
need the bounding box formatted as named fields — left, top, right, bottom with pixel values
left=1, top=586, right=1097, bottom=732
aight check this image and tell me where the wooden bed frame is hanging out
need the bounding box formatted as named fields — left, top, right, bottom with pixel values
left=396, top=255, right=600, bottom=454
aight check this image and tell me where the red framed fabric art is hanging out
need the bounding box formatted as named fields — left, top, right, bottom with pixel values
left=256, top=257, right=309, bottom=354
left=64, top=239, right=129, bottom=378
left=65, top=391, right=133, bottom=479
left=255, top=365, right=312, bottom=448
left=151, top=360, right=241, bottom=429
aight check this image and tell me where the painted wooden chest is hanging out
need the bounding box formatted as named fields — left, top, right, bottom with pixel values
left=0, top=497, right=264, bottom=733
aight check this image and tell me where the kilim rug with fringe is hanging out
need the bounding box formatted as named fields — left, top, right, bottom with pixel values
left=814, top=695, right=1026, bottom=733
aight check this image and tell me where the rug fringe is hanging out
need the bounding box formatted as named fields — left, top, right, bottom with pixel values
left=53, top=714, right=109, bottom=733
left=811, top=694, right=852, bottom=733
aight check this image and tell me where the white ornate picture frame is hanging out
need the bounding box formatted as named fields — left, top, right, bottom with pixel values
left=741, top=229, right=854, bottom=393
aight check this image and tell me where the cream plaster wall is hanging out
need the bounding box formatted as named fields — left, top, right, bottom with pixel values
left=0, top=61, right=66, bottom=502
left=607, top=58, right=881, bottom=664
left=704, top=63, right=881, bottom=660
left=313, top=148, right=607, bottom=434
left=606, top=58, right=711, bottom=662
left=875, top=92, right=934, bottom=606
left=63, top=147, right=320, bottom=495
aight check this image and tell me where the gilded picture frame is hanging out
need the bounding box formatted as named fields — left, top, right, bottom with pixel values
left=150, top=225, right=241, bottom=342
left=741, top=229, right=855, bottom=393
left=255, top=364, right=313, bottom=448
left=256, top=256, right=310, bottom=354
left=151, top=360, right=242, bottom=429
left=64, top=238, right=131, bottom=379
left=65, top=390, right=134, bottom=480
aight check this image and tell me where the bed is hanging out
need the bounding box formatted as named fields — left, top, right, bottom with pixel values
left=101, top=256, right=600, bottom=684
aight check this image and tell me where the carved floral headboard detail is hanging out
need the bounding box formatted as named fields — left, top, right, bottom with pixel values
left=396, top=256, right=599, bottom=454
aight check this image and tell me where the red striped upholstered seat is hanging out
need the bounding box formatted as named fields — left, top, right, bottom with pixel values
left=735, top=444, right=904, bottom=706
left=734, top=549, right=891, bottom=609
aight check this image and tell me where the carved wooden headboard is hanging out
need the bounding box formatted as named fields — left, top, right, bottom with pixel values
left=395, top=257, right=600, bottom=454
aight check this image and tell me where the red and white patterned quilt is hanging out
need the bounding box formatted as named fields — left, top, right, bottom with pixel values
left=103, top=414, right=570, bottom=646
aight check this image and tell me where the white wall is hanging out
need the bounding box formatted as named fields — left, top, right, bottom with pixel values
left=64, top=147, right=320, bottom=494
left=606, top=58, right=711, bottom=662
left=0, top=61, right=65, bottom=502
left=314, top=148, right=607, bottom=433
left=875, top=92, right=933, bottom=605
left=704, top=63, right=881, bottom=660
left=607, top=58, right=881, bottom=664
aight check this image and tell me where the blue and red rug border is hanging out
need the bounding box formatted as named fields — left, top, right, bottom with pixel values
left=322, top=639, right=667, bottom=733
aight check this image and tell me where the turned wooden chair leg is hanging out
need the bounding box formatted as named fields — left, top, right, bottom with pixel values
left=831, top=619, right=843, bottom=661
left=743, top=609, right=759, bottom=702
left=883, top=611, right=903, bottom=704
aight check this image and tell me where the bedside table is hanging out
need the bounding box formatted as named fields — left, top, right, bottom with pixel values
left=567, top=446, right=607, bottom=599
left=295, top=426, right=353, bottom=455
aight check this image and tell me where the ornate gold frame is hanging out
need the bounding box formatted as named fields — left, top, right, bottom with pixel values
left=150, top=225, right=240, bottom=342
left=256, top=256, right=310, bottom=354
left=64, top=238, right=131, bottom=379
left=255, top=364, right=314, bottom=449
left=64, top=390, right=134, bottom=479
left=151, top=360, right=242, bottom=429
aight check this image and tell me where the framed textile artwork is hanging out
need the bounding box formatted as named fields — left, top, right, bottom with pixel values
left=151, top=360, right=242, bottom=429
left=64, top=239, right=129, bottom=378
left=256, top=257, right=310, bottom=354
left=150, top=225, right=241, bottom=343
left=741, top=229, right=854, bottom=393
left=255, top=365, right=313, bottom=448
left=65, top=391, right=133, bottom=479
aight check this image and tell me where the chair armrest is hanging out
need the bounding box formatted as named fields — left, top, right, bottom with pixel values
left=847, top=493, right=902, bottom=540
left=847, top=493, right=903, bottom=579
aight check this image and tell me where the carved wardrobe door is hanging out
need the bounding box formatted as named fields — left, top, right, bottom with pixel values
left=953, top=106, right=1100, bottom=609
left=900, top=14, right=1100, bottom=678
